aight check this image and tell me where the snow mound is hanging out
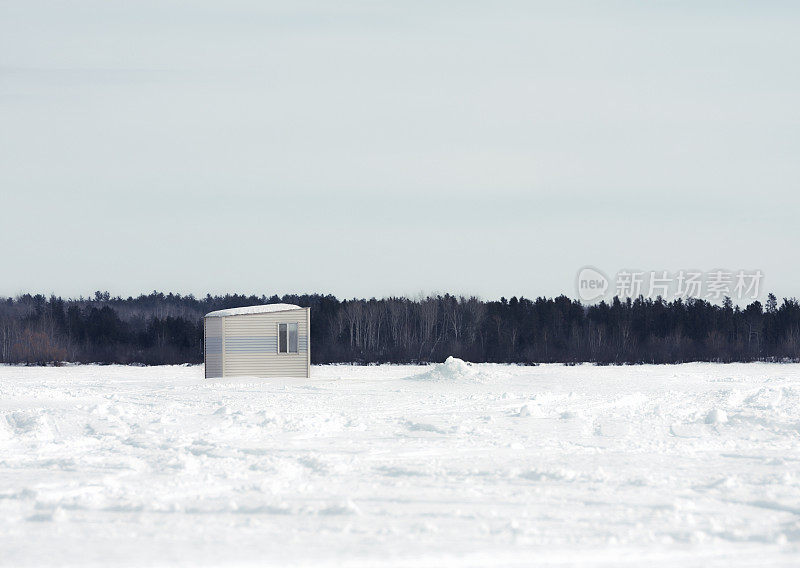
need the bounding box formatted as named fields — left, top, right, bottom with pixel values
left=5, top=411, right=54, bottom=440
left=705, top=408, right=728, bottom=424
left=744, top=387, right=786, bottom=409
left=318, top=499, right=361, bottom=516
left=404, top=357, right=487, bottom=382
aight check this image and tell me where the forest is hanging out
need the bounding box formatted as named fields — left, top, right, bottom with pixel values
left=1, top=291, right=799, bottom=365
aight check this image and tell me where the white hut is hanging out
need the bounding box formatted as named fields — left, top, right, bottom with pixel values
left=203, top=304, right=310, bottom=378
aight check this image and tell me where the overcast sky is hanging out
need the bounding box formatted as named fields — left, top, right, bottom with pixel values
left=2, top=1, right=798, bottom=302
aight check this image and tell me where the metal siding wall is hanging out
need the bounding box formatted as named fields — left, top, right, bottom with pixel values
left=222, top=309, right=310, bottom=378
left=204, top=317, right=224, bottom=378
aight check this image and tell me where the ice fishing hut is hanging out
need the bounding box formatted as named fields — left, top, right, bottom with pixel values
left=203, top=304, right=310, bottom=378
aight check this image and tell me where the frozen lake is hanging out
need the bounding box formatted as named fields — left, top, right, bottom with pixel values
left=1, top=361, right=799, bottom=567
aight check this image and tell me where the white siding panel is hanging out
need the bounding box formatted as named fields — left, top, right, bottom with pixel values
left=220, top=308, right=310, bottom=378
left=204, top=317, right=223, bottom=378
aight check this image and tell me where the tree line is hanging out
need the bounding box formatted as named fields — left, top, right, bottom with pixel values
left=1, top=291, right=799, bottom=365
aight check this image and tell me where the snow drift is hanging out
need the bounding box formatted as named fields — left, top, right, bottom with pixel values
left=404, top=356, right=488, bottom=382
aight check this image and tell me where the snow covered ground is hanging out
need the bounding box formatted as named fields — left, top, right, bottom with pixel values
left=1, top=360, right=799, bottom=567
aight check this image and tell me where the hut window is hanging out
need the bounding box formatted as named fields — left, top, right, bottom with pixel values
left=279, top=323, right=299, bottom=353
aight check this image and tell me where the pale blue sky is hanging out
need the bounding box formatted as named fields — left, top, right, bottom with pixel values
left=2, top=1, right=798, bottom=300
